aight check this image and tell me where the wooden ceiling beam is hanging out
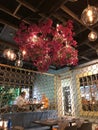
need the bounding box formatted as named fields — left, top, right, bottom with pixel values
left=76, top=27, right=87, bottom=35
left=86, top=42, right=96, bottom=50
left=61, top=5, right=83, bottom=24
left=78, top=39, right=97, bottom=55
left=0, top=39, right=18, bottom=50
left=16, top=0, right=47, bottom=19
left=16, top=0, right=38, bottom=13
left=76, top=22, right=98, bottom=36
left=16, top=0, right=66, bottom=24
left=77, top=39, right=88, bottom=46
left=13, top=3, right=22, bottom=15
left=0, top=4, right=30, bottom=24
left=49, top=0, right=69, bottom=13
left=52, top=13, right=66, bottom=24
left=78, top=39, right=96, bottom=50
left=79, top=48, right=95, bottom=56
left=0, top=5, right=20, bottom=19
left=0, top=2, right=67, bottom=32
left=61, top=5, right=98, bottom=36
left=81, top=56, right=90, bottom=61
left=80, top=38, right=96, bottom=50
left=0, top=19, right=18, bottom=30
left=61, top=5, right=92, bottom=31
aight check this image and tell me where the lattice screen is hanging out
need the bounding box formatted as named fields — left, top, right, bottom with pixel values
left=0, top=64, right=57, bottom=114
left=0, top=62, right=98, bottom=122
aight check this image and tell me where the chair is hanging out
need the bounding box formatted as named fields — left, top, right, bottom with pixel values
left=64, top=125, right=77, bottom=130
left=13, top=126, right=24, bottom=130
left=77, top=122, right=92, bottom=130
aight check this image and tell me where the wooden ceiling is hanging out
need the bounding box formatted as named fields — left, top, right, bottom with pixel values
left=0, top=0, right=98, bottom=71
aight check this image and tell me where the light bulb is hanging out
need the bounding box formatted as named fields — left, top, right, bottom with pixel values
left=88, top=16, right=93, bottom=22
left=3, top=49, right=16, bottom=61
left=88, top=31, right=98, bottom=41
left=22, top=50, right=26, bottom=56
left=81, top=5, right=98, bottom=26
left=15, top=59, right=23, bottom=67
left=87, top=9, right=93, bottom=17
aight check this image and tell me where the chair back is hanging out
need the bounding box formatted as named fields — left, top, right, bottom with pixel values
left=65, top=125, right=77, bottom=130
left=77, top=122, right=92, bottom=130
left=14, top=126, right=24, bottom=130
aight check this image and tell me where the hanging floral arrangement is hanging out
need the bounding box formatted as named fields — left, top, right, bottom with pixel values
left=14, top=19, right=78, bottom=72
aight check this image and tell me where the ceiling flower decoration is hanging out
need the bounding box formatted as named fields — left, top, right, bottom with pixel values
left=14, top=19, right=78, bottom=72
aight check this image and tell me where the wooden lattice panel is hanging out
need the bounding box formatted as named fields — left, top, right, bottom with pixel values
left=0, top=63, right=56, bottom=114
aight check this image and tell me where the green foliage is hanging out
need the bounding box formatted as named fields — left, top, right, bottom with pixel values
left=0, top=86, right=20, bottom=107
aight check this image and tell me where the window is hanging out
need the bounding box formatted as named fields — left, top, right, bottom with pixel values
left=63, top=86, right=71, bottom=115
left=80, top=74, right=98, bottom=111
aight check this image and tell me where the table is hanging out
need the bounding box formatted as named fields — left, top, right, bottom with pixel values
left=31, top=103, right=43, bottom=110
left=32, top=118, right=79, bottom=130
left=0, top=126, right=24, bottom=130
left=24, top=103, right=43, bottom=111
left=32, top=119, right=58, bottom=130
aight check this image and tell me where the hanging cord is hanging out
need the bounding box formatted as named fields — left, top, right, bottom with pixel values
left=87, top=0, right=90, bottom=6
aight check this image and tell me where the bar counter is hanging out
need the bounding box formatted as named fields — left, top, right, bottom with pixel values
left=1, top=110, right=57, bottom=129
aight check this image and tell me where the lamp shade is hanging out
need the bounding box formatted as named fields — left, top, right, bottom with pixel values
left=81, top=5, right=98, bottom=26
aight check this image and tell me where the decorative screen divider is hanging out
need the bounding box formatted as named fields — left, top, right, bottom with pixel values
left=1, top=62, right=98, bottom=123
left=0, top=64, right=57, bottom=114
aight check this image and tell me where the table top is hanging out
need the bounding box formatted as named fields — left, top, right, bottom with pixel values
left=32, top=117, right=85, bottom=127
left=0, top=126, right=24, bottom=130
left=33, top=119, right=58, bottom=126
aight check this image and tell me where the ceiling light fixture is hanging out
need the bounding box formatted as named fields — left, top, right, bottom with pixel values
left=81, top=4, right=98, bottom=26
left=88, top=31, right=98, bottom=41
left=15, top=59, right=23, bottom=68
left=3, top=49, right=16, bottom=61
left=15, top=52, right=23, bottom=67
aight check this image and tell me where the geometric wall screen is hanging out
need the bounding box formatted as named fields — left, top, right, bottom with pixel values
left=0, top=64, right=57, bottom=114
left=0, top=62, right=98, bottom=123
left=55, top=62, right=98, bottom=122
left=73, top=63, right=98, bottom=122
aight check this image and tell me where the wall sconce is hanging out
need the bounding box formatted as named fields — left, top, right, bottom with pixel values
left=81, top=5, right=98, bottom=26
left=88, top=31, right=98, bottom=41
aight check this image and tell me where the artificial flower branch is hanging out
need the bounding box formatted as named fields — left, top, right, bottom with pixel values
left=14, top=19, right=78, bottom=72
